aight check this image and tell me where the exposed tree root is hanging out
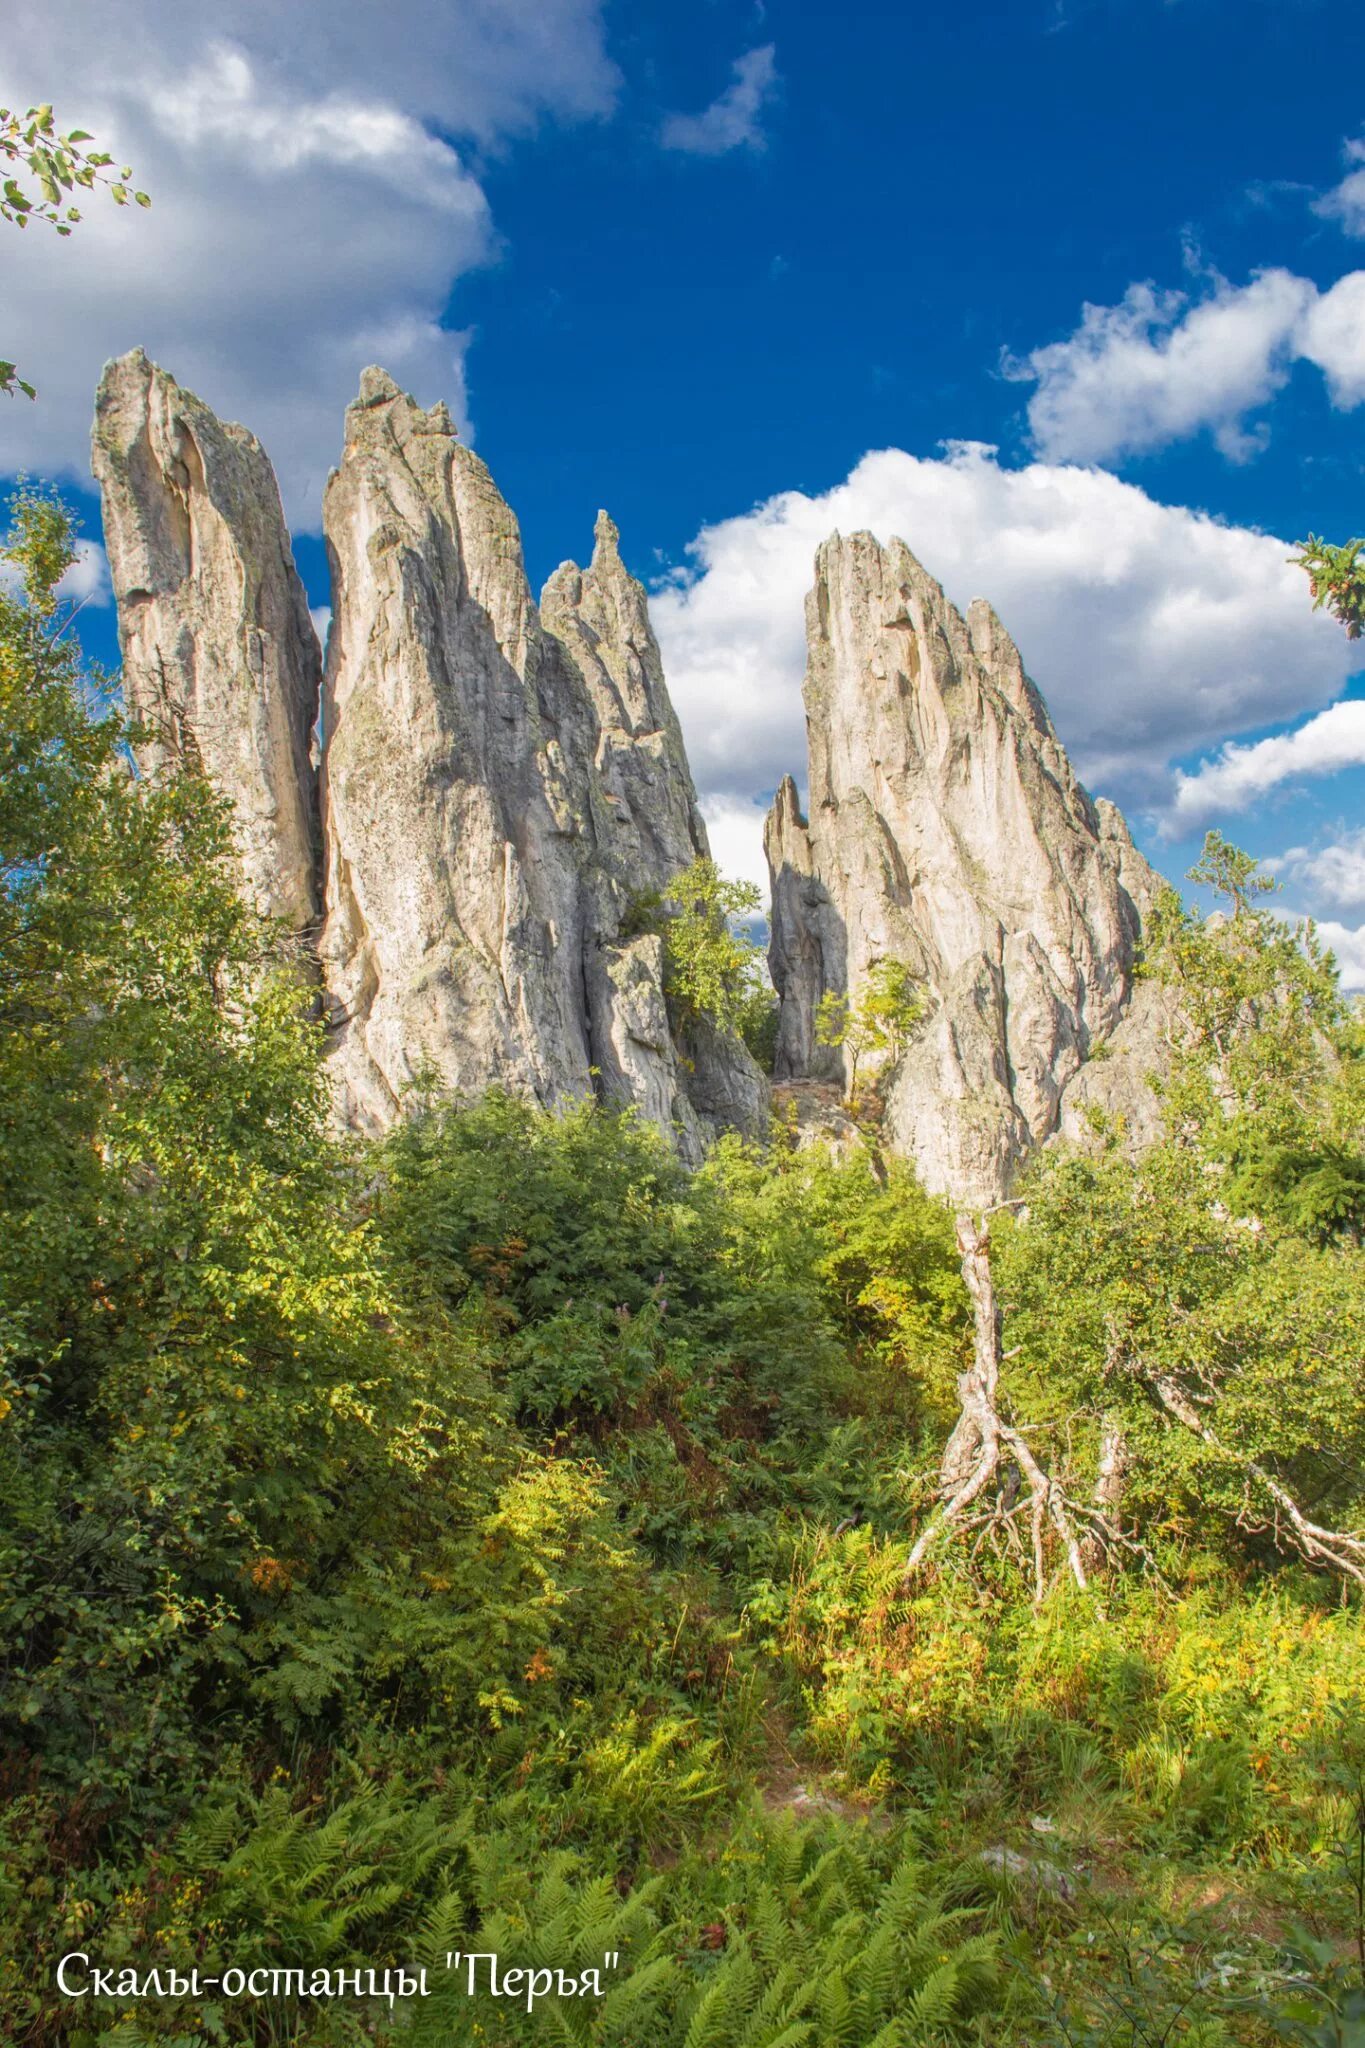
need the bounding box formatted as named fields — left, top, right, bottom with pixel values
left=906, top=1218, right=1365, bottom=1596
left=905, top=1214, right=1090, bottom=1599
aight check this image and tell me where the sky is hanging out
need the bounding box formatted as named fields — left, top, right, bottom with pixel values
left=4, top=0, right=1365, bottom=978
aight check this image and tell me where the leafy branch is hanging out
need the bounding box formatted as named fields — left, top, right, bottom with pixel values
left=1, top=103, right=150, bottom=398
left=1291, top=532, right=1365, bottom=641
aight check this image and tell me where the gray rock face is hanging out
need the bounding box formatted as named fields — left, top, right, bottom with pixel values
left=542, top=511, right=709, bottom=890
left=297, top=366, right=762, bottom=1144
left=317, top=369, right=602, bottom=1128
left=91, top=355, right=766, bottom=1151
left=1055, top=977, right=1179, bottom=1154
left=765, top=532, right=1160, bottom=1205
left=92, top=349, right=320, bottom=931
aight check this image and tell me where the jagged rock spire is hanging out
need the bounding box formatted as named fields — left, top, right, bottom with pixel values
left=317, top=368, right=603, bottom=1129
left=542, top=508, right=710, bottom=890
left=89, top=359, right=765, bottom=1148
left=766, top=530, right=1159, bottom=1204
left=91, top=348, right=321, bottom=931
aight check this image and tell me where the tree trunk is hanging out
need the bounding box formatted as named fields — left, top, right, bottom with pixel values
left=906, top=1214, right=1088, bottom=1598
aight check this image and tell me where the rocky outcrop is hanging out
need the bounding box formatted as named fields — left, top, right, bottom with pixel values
left=1055, top=977, right=1178, bottom=1153
left=317, top=370, right=765, bottom=1143
left=765, top=532, right=1161, bottom=1205
left=92, top=355, right=765, bottom=1150
left=542, top=511, right=709, bottom=889
left=95, top=354, right=1172, bottom=1194
left=316, top=370, right=601, bottom=1128
left=544, top=521, right=769, bottom=1148
left=92, top=349, right=320, bottom=932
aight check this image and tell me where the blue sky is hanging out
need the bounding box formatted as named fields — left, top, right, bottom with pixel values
left=4, top=0, right=1365, bottom=974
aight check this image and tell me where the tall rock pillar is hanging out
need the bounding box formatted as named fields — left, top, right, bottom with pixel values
left=766, top=532, right=1158, bottom=1204
left=92, top=349, right=321, bottom=932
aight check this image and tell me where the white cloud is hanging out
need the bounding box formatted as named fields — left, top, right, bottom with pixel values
left=1299, top=270, right=1365, bottom=406
left=661, top=46, right=778, bottom=157
left=1173, top=701, right=1365, bottom=820
left=700, top=795, right=776, bottom=901
left=1315, top=135, right=1365, bottom=238
left=0, top=535, right=108, bottom=605
left=653, top=444, right=1361, bottom=891
left=64, top=539, right=111, bottom=607
left=0, top=2, right=617, bottom=526
left=1279, top=828, right=1365, bottom=916
left=14, top=0, right=618, bottom=151
left=1009, top=265, right=1365, bottom=464
left=1305, top=918, right=1365, bottom=993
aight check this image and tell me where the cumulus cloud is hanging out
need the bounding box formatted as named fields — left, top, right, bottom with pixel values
left=1173, top=701, right=1365, bottom=821
left=1278, top=828, right=1365, bottom=916
left=63, top=540, right=112, bottom=607
left=1009, top=265, right=1365, bottom=463
left=1304, top=919, right=1365, bottom=992
left=700, top=795, right=777, bottom=901
left=652, top=444, right=1361, bottom=888
left=1298, top=269, right=1365, bottom=406
left=0, top=1, right=617, bottom=526
left=1315, top=135, right=1365, bottom=238
left=661, top=46, right=778, bottom=157
left=0, top=536, right=109, bottom=606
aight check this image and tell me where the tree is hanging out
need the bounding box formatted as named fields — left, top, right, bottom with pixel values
left=0, top=491, right=492, bottom=1796
left=1, top=104, right=149, bottom=397
left=815, top=959, right=924, bottom=1107
left=905, top=835, right=1365, bottom=1595
left=640, top=856, right=775, bottom=1054
left=1292, top=533, right=1365, bottom=641
left=1187, top=827, right=1277, bottom=918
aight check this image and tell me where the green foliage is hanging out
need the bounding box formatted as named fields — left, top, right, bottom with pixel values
left=1, top=104, right=149, bottom=397
left=4, top=506, right=1365, bottom=2046
left=987, top=835, right=1365, bottom=1583
left=375, top=1093, right=841, bottom=1435
left=0, top=495, right=505, bottom=1795
left=815, top=960, right=924, bottom=1104
left=0, top=103, right=148, bottom=232
left=1187, top=827, right=1279, bottom=917
left=634, top=857, right=777, bottom=1056
left=1292, top=533, right=1365, bottom=641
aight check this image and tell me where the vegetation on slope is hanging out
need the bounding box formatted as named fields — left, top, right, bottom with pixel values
left=2, top=493, right=1365, bottom=2047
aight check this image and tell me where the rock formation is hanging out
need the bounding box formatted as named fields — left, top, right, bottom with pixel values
left=316, top=369, right=599, bottom=1127
left=542, top=510, right=709, bottom=888
left=93, top=355, right=1167, bottom=1193
left=765, top=532, right=1161, bottom=1205
left=92, top=350, right=320, bottom=933
left=543, top=515, right=768, bottom=1146
left=93, top=354, right=765, bottom=1153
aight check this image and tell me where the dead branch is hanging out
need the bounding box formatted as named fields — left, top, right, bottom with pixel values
left=905, top=1214, right=1089, bottom=1597
left=1150, top=1372, right=1365, bottom=1586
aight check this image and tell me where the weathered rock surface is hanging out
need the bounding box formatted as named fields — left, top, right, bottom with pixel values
left=92, top=349, right=321, bottom=931
left=92, top=354, right=1175, bottom=1192
left=543, top=524, right=770, bottom=1145
left=765, top=532, right=1161, bottom=1205
left=313, top=368, right=765, bottom=1143
left=317, top=370, right=600, bottom=1128
left=542, top=511, right=709, bottom=889
left=1055, top=977, right=1179, bottom=1154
